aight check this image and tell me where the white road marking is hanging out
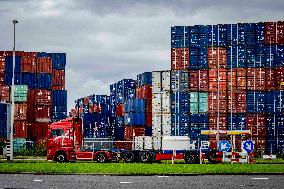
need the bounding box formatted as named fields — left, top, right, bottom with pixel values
left=158, top=176, right=169, bottom=178
left=120, top=182, right=132, bottom=184
left=34, top=179, right=43, bottom=182
left=251, top=178, right=269, bottom=180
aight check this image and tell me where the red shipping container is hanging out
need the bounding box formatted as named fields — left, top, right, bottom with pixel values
left=142, top=85, right=152, bottom=99
left=265, top=21, right=284, bottom=45
left=277, top=21, right=284, bottom=44
left=227, top=68, right=247, bottom=91
left=52, top=69, right=65, bottom=86
left=0, top=85, right=10, bottom=102
left=265, top=68, right=276, bottom=91
left=208, top=92, right=227, bottom=113
left=28, top=105, right=52, bottom=122
left=246, top=113, right=266, bottom=138
left=276, top=67, right=284, bottom=90
left=208, top=113, right=227, bottom=130
left=208, top=47, right=226, bottom=68
left=136, top=87, right=142, bottom=99
left=14, top=120, right=27, bottom=138
left=251, top=138, right=266, bottom=151
left=227, top=91, right=246, bottom=113
left=93, top=103, right=102, bottom=113
left=265, top=22, right=276, bottom=45
left=171, top=48, right=189, bottom=70
left=0, top=73, right=5, bottom=86
left=21, top=56, right=37, bottom=73
left=209, top=68, right=226, bottom=92
left=14, top=103, right=27, bottom=120
left=116, top=104, right=124, bottom=116
left=189, top=70, right=208, bottom=91
left=52, top=86, right=65, bottom=90
left=145, top=99, right=152, bottom=113
left=114, top=141, right=132, bottom=150
left=28, top=89, right=52, bottom=105
left=124, top=126, right=145, bottom=140
left=145, top=112, right=152, bottom=126
left=27, top=122, right=49, bottom=139
left=247, top=68, right=266, bottom=90
left=37, top=57, right=52, bottom=73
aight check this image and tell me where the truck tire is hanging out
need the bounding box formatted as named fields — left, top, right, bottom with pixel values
left=55, top=151, right=67, bottom=163
left=122, top=151, right=135, bottom=163
left=184, top=151, right=198, bottom=164
left=207, top=149, right=217, bottom=164
left=96, top=152, right=108, bottom=163
left=138, top=151, right=152, bottom=163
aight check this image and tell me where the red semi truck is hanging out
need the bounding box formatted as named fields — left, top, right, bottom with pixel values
left=47, top=117, right=222, bottom=163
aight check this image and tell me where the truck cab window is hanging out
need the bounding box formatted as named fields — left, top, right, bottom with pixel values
left=50, top=129, right=64, bottom=137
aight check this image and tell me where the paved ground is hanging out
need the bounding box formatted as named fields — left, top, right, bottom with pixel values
left=0, top=174, right=283, bottom=189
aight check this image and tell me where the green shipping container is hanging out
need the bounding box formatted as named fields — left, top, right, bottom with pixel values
left=13, top=138, right=26, bottom=152
left=190, top=92, right=208, bottom=113
left=14, top=85, right=28, bottom=102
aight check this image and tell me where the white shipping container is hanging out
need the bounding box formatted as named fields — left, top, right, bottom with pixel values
left=162, top=71, right=171, bottom=91
left=152, top=114, right=162, bottom=136
left=134, top=136, right=153, bottom=150
left=153, top=136, right=162, bottom=150
left=152, top=71, right=162, bottom=93
left=152, top=93, right=162, bottom=113
left=161, top=136, right=192, bottom=151
left=162, top=114, right=171, bottom=136
left=162, top=92, right=171, bottom=112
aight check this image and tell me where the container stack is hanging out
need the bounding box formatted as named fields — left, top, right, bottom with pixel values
left=136, top=72, right=152, bottom=135
left=75, top=95, right=112, bottom=139
left=152, top=71, right=171, bottom=149
left=171, top=21, right=284, bottom=152
left=109, top=79, right=136, bottom=149
left=0, top=51, right=67, bottom=149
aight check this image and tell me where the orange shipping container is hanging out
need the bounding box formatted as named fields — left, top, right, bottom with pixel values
left=209, top=68, right=226, bottom=92
left=14, top=103, right=27, bottom=120
left=37, top=57, right=52, bottom=73
left=208, top=47, right=226, bottom=68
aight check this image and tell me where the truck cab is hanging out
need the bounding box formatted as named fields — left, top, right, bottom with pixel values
left=47, top=117, right=117, bottom=162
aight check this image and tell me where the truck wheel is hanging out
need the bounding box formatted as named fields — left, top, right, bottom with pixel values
left=207, top=149, right=217, bottom=164
left=96, top=153, right=108, bottom=163
left=122, top=151, right=135, bottom=163
left=184, top=151, right=198, bottom=164
left=138, top=151, right=152, bottom=163
left=55, top=152, right=66, bottom=163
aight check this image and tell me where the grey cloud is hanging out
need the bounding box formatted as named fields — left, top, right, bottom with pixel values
left=0, top=0, right=284, bottom=111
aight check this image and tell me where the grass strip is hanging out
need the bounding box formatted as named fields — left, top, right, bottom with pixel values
left=0, top=162, right=284, bottom=174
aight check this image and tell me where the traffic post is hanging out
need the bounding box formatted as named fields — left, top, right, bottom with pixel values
left=218, top=140, right=231, bottom=163
left=242, top=140, right=254, bottom=164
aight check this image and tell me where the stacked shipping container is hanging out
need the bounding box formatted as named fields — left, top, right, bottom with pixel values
left=73, top=21, right=284, bottom=154
left=171, top=21, right=284, bottom=153
left=0, top=51, right=67, bottom=149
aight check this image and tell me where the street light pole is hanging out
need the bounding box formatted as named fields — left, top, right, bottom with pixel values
left=8, top=19, right=18, bottom=161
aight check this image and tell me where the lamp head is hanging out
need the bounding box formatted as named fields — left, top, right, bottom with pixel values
left=13, top=20, right=18, bottom=24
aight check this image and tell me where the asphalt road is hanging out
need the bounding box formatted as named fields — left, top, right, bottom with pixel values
left=0, top=174, right=283, bottom=189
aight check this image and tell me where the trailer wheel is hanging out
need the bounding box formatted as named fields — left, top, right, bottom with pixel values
left=207, top=149, right=217, bottom=164
left=138, top=151, right=152, bottom=163
left=96, top=153, right=108, bottom=163
left=122, top=151, right=135, bottom=163
left=184, top=151, right=198, bottom=164
left=55, top=151, right=67, bottom=163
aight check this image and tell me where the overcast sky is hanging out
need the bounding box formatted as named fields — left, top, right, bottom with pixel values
left=0, top=0, right=283, bottom=111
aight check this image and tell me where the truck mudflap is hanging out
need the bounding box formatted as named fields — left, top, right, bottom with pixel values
left=206, top=150, right=223, bottom=163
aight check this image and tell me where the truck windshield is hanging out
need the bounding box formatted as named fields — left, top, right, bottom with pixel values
left=50, top=129, right=64, bottom=137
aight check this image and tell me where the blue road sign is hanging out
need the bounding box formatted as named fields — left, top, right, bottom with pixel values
left=242, top=140, right=254, bottom=153
left=218, top=140, right=231, bottom=152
